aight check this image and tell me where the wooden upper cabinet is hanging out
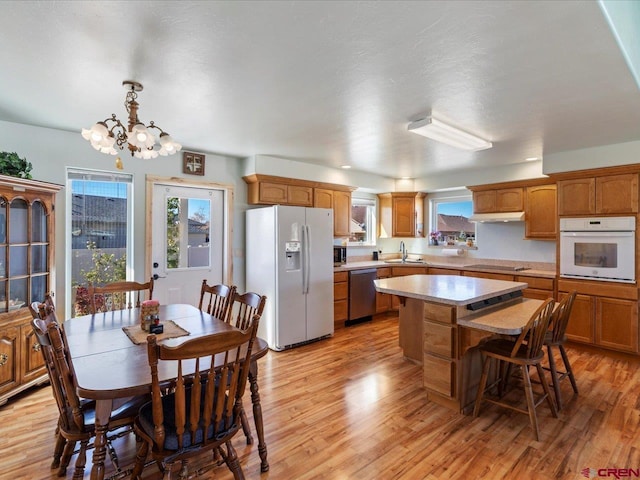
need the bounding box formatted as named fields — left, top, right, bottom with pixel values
left=314, top=188, right=333, bottom=209
left=596, top=174, right=638, bottom=214
left=557, top=178, right=596, bottom=215
left=255, top=181, right=313, bottom=206
left=379, top=192, right=425, bottom=238
left=472, top=188, right=523, bottom=213
left=557, top=173, right=638, bottom=215
left=243, top=175, right=356, bottom=237
left=286, top=185, right=314, bottom=206
left=257, top=182, right=288, bottom=204
left=525, top=184, right=557, bottom=239
left=472, top=190, right=496, bottom=213
left=332, top=190, right=351, bottom=237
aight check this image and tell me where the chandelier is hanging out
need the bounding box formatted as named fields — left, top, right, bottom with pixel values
left=81, top=80, right=182, bottom=159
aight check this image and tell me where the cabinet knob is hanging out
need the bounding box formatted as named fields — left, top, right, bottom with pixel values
left=33, top=343, right=41, bottom=352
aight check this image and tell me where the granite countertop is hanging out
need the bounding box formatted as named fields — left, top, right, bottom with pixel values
left=373, top=275, right=528, bottom=306
left=335, top=259, right=555, bottom=279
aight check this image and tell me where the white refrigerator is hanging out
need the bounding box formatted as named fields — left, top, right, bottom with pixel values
left=246, top=205, right=334, bottom=351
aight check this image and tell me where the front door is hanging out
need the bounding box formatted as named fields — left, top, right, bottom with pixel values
left=150, top=183, right=225, bottom=305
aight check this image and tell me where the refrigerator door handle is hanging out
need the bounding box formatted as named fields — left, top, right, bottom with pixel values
left=302, top=224, right=311, bottom=294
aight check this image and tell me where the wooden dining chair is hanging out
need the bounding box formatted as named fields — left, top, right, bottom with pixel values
left=87, top=277, right=154, bottom=313
left=473, top=298, right=557, bottom=441
left=130, top=322, right=260, bottom=480
left=543, top=291, right=578, bottom=410
left=31, top=315, right=149, bottom=478
left=226, top=291, right=267, bottom=445
left=198, top=280, right=236, bottom=320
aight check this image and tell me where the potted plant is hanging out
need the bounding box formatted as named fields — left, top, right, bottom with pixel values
left=0, top=151, right=32, bottom=179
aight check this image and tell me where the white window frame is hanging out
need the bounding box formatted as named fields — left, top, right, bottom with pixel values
left=65, top=167, right=134, bottom=316
left=429, top=193, right=475, bottom=243
left=348, top=196, right=377, bottom=246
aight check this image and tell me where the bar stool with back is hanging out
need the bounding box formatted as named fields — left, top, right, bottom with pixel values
left=473, top=298, right=558, bottom=441
left=544, top=291, right=579, bottom=410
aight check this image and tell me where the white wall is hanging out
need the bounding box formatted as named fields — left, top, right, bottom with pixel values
left=0, top=120, right=245, bottom=318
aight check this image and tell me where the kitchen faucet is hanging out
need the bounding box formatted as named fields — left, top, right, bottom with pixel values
left=399, top=241, right=407, bottom=262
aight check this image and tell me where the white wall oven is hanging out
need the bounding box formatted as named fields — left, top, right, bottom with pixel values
left=560, top=216, right=636, bottom=284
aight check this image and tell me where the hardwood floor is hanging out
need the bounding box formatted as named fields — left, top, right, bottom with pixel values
left=2, top=313, right=640, bottom=479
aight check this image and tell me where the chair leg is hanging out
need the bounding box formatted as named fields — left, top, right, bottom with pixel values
left=131, top=439, right=150, bottom=480
left=51, top=431, right=66, bottom=469
left=521, top=365, right=540, bottom=441
left=222, top=441, right=245, bottom=480
left=559, top=344, right=579, bottom=394
left=536, top=363, right=558, bottom=418
left=57, top=439, right=76, bottom=476
left=238, top=399, right=254, bottom=445
left=71, top=439, right=89, bottom=480
left=473, top=356, right=491, bottom=417
left=546, top=344, right=563, bottom=410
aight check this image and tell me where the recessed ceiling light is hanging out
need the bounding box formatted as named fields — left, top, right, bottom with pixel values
left=525, top=157, right=539, bottom=162
left=340, top=165, right=351, bottom=169
left=400, top=176, right=412, bottom=180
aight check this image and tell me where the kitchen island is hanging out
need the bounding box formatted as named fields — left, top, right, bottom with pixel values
left=374, top=274, right=546, bottom=413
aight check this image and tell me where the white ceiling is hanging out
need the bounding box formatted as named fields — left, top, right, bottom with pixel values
left=1, top=1, right=639, bottom=180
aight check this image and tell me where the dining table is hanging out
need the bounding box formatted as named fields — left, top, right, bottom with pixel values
left=63, top=303, right=270, bottom=480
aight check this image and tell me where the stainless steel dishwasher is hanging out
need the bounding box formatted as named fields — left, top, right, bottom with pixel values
left=348, top=268, right=377, bottom=325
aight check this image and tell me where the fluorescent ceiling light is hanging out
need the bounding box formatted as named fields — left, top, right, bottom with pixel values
left=340, top=165, right=351, bottom=169
left=407, top=116, right=492, bottom=151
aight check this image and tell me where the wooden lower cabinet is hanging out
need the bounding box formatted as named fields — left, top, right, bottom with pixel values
left=423, top=303, right=456, bottom=399
left=0, top=314, right=48, bottom=406
left=515, top=275, right=555, bottom=301
left=596, top=297, right=638, bottom=353
left=333, top=272, right=348, bottom=329
left=428, top=267, right=461, bottom=275
left=560, top=280, right=639, bottom=353
left=375, top=267, right=391, bottom=314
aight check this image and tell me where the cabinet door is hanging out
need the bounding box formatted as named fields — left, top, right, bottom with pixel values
left=563, top=292, right=594, bottom=344
left=428, top=268, right=461, bottom=275
left=596, top=174, right=638, bottom=214
left=596, top=297, right=638, bottom=353
left=0, top=326, right=19, bottom=395
left=496, top=188, right=523, bottom=212
left=259, top=182, right=288, bottom=204
left=463, top=271, right=514, bottom=282
left=314, top=188, right=333, bottom=209
left=392, top=196, right=415, bottom=237
left=21, top=325, right=46, bottom=381
left=525, top=184, right=557, bottom=239
left=333, top=191, right=351, bottom=237
left=287, top=185, right=313, bottom=207
left=472, top=191, right=496, bottom=213
left=557, top=178, right=595, bottom=215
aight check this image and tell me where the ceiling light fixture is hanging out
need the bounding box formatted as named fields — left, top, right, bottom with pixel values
left=81, top=81, right=181, bottom=159
left=407, top=116, right=492, bottom=151
left=341, top=165, right=352, bottom=169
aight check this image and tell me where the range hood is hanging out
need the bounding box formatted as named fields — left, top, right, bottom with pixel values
left=469, top=211, right=525, bottom=223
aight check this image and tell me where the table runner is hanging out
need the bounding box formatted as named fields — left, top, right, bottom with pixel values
left=122, top=320, right=190, bottom=345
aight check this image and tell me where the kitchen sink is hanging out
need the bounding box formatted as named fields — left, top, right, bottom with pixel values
left=384, top=259, right=427, bottom=264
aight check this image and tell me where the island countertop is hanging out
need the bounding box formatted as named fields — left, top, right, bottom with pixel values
left=373, top=274, right=528, bottom=306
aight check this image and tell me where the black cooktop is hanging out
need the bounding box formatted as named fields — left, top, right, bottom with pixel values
left=467, top=264, right=531, bottom=272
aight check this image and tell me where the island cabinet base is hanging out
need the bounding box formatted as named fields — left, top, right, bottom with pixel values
left=398, top=298, right=497, bottom=413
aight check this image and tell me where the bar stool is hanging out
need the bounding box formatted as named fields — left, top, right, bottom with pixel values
left=544, top=291, right=578, bottom=410
left=473, top=298, right=557, bottom=441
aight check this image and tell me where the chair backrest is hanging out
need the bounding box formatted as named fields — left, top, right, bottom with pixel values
left=226, top=291, right=267, bottom=330
left=29, top=293, right=55, bottom=320
left=549, top=291, right=577, bottom=343
left=510, top=298, right=555, bottom=360
left=146, top=322, right=258, bottom=452
left=198, top=280, right=236, bottom=320
left=31, top=311, right=84, bottom=434
left=88, top=277, right=154, bottom=313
